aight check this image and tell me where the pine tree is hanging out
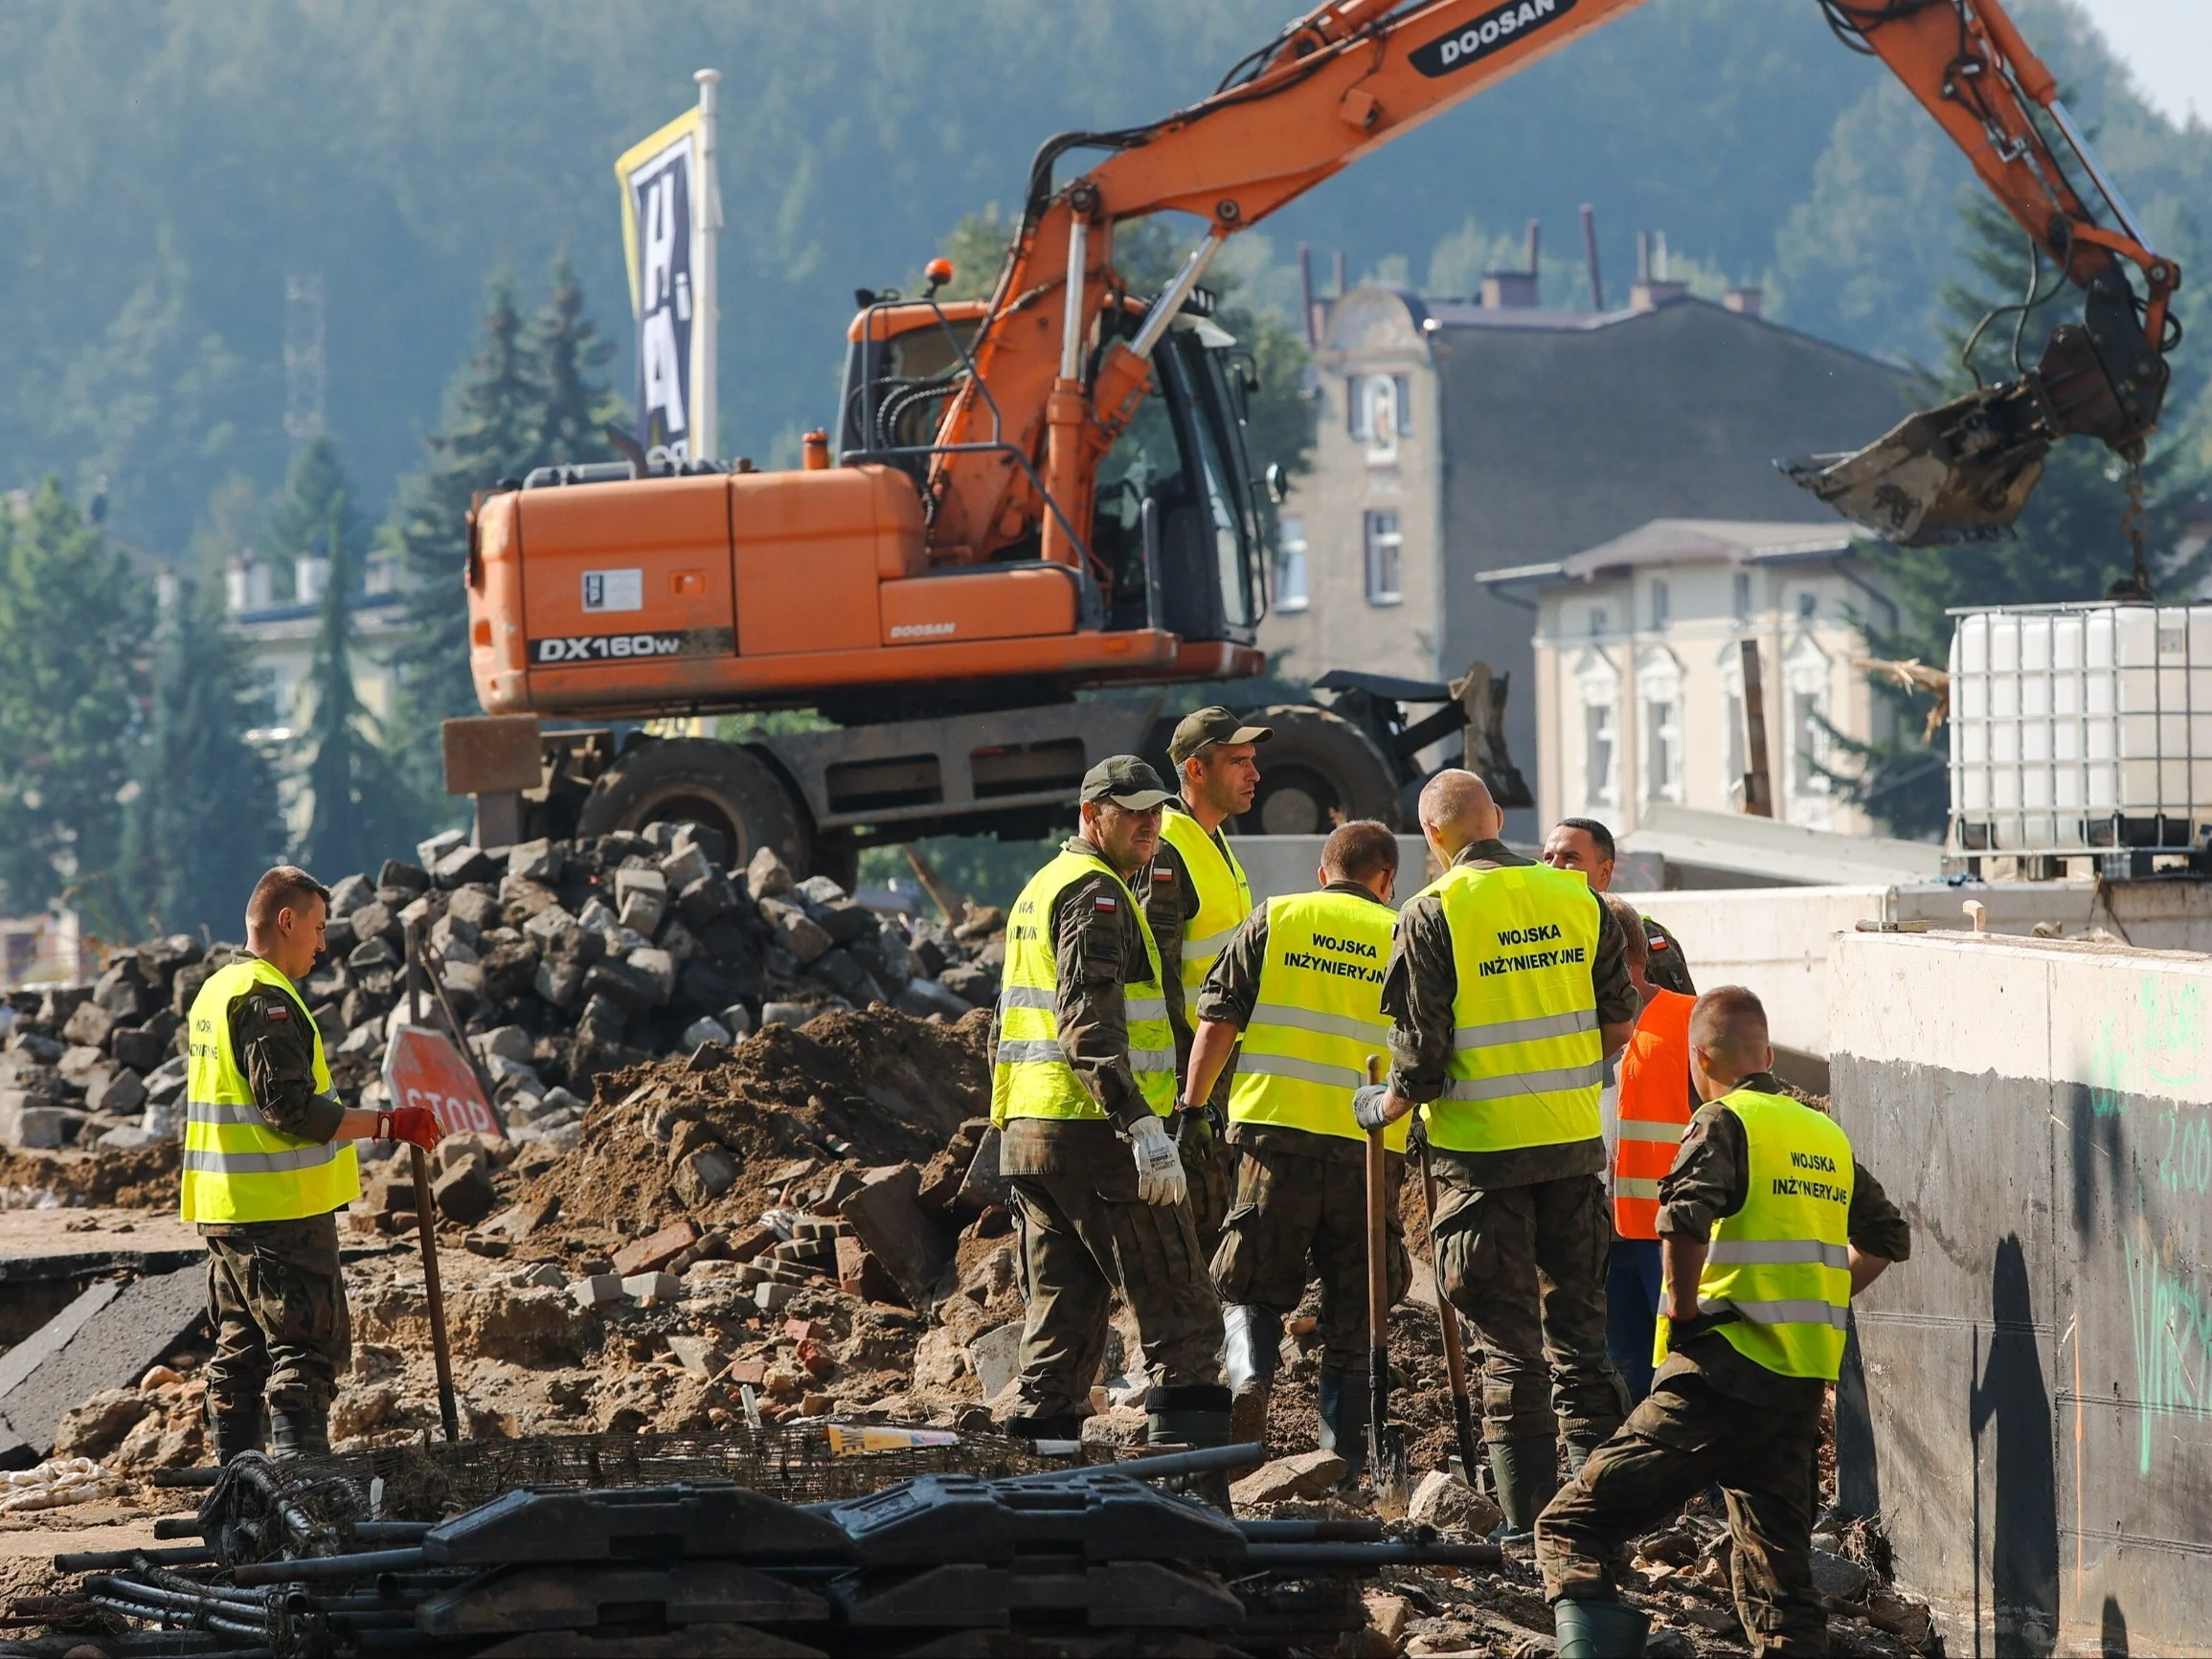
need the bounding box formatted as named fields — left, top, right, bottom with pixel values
left=530, top=252, right=621, bottom=468
left=0, top=481, right=151, bottom=935
left=122, top=576, right=283, bottom=936
left=267, top=436, right=364, bottom=589
left=1830, top=198, right=2210, bottom=837
left=299, top=488, right=403, bottom=878
left=386, top=273, right=549, bottom=804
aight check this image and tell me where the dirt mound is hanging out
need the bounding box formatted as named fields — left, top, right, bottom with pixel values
left=0, top=1143, right=180, bottom=1210
left=516, top=1004, right=993, bottom=1234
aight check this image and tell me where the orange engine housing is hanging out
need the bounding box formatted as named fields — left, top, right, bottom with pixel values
left=465, top=466, right=1255, bottom=720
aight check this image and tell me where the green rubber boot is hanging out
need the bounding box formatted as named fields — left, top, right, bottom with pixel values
left=1487, top=1434, right=1562, bottom=1539
left=1552, top=1596, right=1649, bottom=1657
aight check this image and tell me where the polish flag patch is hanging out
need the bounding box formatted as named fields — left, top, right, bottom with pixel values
left=1095, top=895, right=1119, bottom=912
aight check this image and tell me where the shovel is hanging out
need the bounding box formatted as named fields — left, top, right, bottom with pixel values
left=1364, top=1055, right=1409, bottom=1512
left=1417, top=1132, right=1482, bottom=1487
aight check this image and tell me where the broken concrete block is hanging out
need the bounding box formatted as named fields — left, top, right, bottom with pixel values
left=0, top=1095, right=73, bottom=1150
left=679, top=1016, right=734, bottom=1050
left=470, top=1024, right=535, bottom=1065
left=679, top=1146, right=738, bottom=1204
left=582, top=956, right=660, bottom=1014
left=60, top=1001, right=116, bottom=1050
left=666, top=1335, right=728, bottom=1382
left=839, top=1163, right=951, bottom=1311
left=533, top=957, right=584, bottom=1010
left=0, top=1267, right=203, bottom=1463
left=717, top=1003, right=756, bottom=1040
left=965, top=1321, right=1025, bottom=1402
left=51, top=1387, right=151, bottom=1461
left=97, top=1124, right=159, bottom=1151
left=746, top=845, right=795, bottom=899
left=83, top=1066, right=147, bottom=1117
left=570, top=1273, right=624, bottom=1311
left=1363, top=1591, right=1412, bottom=1647
left=621, top=1271, right=681, bottom=1305
left=956, top=1127, right=1012, bottom=1211
left=626, top=947, right=676, bottom=1003
left=895, top=976, right=973, bottom=1020
left=433, top=843, right=498, bottom=889
left=1810, top=1548, right=1873, bottom=1604
left=1230, top=1449, right=1347, bottom=1508
left=1408, top=1468, right=1502, bottom=1537
left=757, top=899, right=833, bottom=965
left=755, top=1281, right=796, bottom=1312
left=615, top=874, right=667, bottom=937
left=509, top=1263, right=566, bottom=1290
left=430, top=1160, right=498, bottom=1226
left=507, top=838, right=562, bottom=884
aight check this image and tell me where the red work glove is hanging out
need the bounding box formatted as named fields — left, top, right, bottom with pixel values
left=378, top=1106, right=443, bottom=1151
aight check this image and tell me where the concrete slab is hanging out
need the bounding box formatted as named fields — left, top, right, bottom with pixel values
left=0, top=1210, right=203, bottom=1285
left=0, top=1266, right=205, bottom=1467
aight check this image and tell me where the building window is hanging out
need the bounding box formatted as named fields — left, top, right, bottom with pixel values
left=1797, top=590, right=1818, bottom=620
left=1650, top=579, right=1670, bottom=631
left=1363, top=511, right=1402, bottom=605
left=1275, top=515, right=1309, bottom=612
left=1733, top=571, right=1752, bottom=623
left=1784, top=634, right=1834, bottom=828
left=1636, top=647, right=1685, bottom=807
left=1583, top=703, right=1618, bottom=811
left=1589, top=607, right=1609, bottom=639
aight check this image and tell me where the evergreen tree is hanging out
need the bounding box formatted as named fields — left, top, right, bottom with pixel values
left=1831, top=197, right=2209, bottom=838
left=386, top=273, right=548, bottom=805
left=299, top=489, right=404, bottom=877
left=0, top=481, right=151, bottom=935
left=122, top=576, right=284, bottom=936
left=267, top=436, right=366, bottom=588
left=530, top=252, right=621, bottom=468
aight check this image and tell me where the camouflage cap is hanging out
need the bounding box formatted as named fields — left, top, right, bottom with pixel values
left=1167, top=706, right=1275, bottom=765
left=1079, top=755, right=1173, bottom=810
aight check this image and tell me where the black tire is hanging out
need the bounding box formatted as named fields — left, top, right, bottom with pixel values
left=576, top=738, right=810, bottom=875
left=1234, top=704, right=1402, bottom=834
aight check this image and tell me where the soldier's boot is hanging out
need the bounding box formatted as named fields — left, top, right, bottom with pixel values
left=1001, top=1410, right=1085, bottom=1446
left=1552, top=1597, right=1648, bottom=1658
left=206, top=1401, right=262, bottom=1465
left=1316, top=1372, right=1369, bottom=1485
left=1146, top=1384, right=1234, bottom=1511
left=1487, top=1435, right=1562, bottom=1541
left=1222, top=1305, right=1282, bottom=1449
left=268, top=1407, right=330, bottom=1461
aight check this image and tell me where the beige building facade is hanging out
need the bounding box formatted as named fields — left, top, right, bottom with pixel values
left=1501, top=519, right=1896, bottom=837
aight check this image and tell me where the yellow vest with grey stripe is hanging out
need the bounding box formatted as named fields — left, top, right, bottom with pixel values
left=1230, top=890, right=1408, bottom=1153
left=991, top=848, right=1177, bottom=1124
left=1420, top=862, right=1604, bottom=1155
left=1158, top=807, right=1253, bottom=996
left=180, top=958, right=360, bottom=1225
left=1658, top=1089, right=1856, bottom=1380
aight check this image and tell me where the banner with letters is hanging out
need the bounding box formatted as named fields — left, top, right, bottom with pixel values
left=616, top=108, right=700, bottom=460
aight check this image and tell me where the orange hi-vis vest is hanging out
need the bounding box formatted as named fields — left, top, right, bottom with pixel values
left=1611, top=988, right=1696, bottom=1240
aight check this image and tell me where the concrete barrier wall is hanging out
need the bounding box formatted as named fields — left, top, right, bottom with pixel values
left=1830, top=930, right=2212, bottom=1655
left=1637, top=886, right=1890, bottom=1063
left=1227, top=836, right=1433, bottom=908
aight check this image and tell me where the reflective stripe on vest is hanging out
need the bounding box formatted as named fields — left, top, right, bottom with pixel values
left=1157, top=808, right=1253, bottom=994
left=1611, top=988, right=1696, bottom=1240
left=179, top=957, right=360, bottom=1225
left=990, top=849, right=1176, bottom=1125
left=1418, top=863, right=1604, bottom=1155
left=1655, top=1089, right=1855, bottom=1381
left=1228, top=889, right=1407, bottom=1151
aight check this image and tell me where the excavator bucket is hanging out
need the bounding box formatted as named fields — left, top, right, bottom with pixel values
left=1779, top=378, right=2052, bottom=547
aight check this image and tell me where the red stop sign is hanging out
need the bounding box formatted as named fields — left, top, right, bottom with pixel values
left=383, top=1024, right=505, bottom=1139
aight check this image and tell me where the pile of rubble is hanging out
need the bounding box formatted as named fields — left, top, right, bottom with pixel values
left=0, top=821, right=1007, bottom=1155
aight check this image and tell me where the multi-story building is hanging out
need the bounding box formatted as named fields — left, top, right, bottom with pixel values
left=1262, top=273, right=1913, bottom=830
left=1496, top=518, right=1898, bottom=837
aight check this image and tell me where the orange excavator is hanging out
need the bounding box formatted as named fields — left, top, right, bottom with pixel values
left=456, top=0, right=2179, bottom=880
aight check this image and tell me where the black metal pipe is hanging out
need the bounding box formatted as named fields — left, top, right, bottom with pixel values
left=1000, top=1442, right=1266, bottom=1487
left=1239, top=1540, right=1501, bottom=1569
left=55, top=1543, right=214, bottom=1572
left=231, top=1546, right=427, bottom=1585
left=1234, top=1518, right=1386, bottom=1541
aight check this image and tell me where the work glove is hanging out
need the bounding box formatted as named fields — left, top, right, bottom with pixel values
left=1352, top=1084, right=1395, bottom=1133
left=378, top=1106, right=442, bottom=1151
left=1129, top=1113, right=1188, bottom=1208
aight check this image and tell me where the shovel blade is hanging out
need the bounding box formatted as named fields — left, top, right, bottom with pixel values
left=1367, top=1422, right=1410, bottom=1516
left=1780, top=379, right=2051, bottom=548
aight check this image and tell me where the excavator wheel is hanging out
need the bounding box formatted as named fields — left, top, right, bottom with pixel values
left=1233, top=705, right=1402, bottom=835
left=576, top=738, right=811, bottom=877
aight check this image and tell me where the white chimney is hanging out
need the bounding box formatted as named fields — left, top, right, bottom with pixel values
left=1725, top=287, right=1764, bottom=318
left=295, top=555, right=331, bottom=607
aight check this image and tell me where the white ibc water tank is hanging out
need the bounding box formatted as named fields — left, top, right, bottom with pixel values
left=1950, top=603, right=2212, bottom=855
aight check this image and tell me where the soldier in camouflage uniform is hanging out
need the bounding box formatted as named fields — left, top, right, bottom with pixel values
left=991, top=759, right=1228, bottom=1451
left=184, top=866, right=440, bottom=1461
left=1355, top=773, right=1643, bottom=1536
left=1144, top=706, right=1271, bottom=1258
left=1541, top=818, right=1695, bottom=997
left=1535, top=987, right=1911, bottom=1657
left=1185, top=820, right=1408, bottom=1461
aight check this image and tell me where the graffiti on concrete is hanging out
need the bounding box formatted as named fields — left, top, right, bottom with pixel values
left=2121, top=1228, right=2212, bottom=1476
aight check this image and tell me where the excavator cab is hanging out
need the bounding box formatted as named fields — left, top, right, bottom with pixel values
left=839, top=296, right=1265, bottom=648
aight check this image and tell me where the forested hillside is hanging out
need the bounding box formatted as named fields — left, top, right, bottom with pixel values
left=4, top=0, right=2206, bottom=557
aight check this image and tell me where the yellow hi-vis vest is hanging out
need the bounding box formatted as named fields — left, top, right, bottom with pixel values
left=1420, top=862, right=1604, bottom=1155
left=1158, top=806, right=1253, bottom=998
left=1657, top=1089, right=1855, bottom=1380
left=1230, top=889, right=1408, bottom=1153
left=180, top=957, right=360, bottom=1225
left=991, top=847, right=1176, bottom=1125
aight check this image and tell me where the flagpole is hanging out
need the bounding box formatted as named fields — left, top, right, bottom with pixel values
left=691, top=68, right=722, bottom=464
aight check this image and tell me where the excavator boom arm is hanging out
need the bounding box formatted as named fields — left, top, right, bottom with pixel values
left=928, top=0, right=2178, bottom=563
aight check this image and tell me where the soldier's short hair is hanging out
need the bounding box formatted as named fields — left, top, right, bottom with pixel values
left=1602, top=894, right=1647, bottom=974
left=1322, top=820, right=1399, bottom=886
left=1556, top=817, right=1616, bottom=862
left=1690, top=985, right=1768, bottom=1066
left=246, top=866, right=331, bottom=937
